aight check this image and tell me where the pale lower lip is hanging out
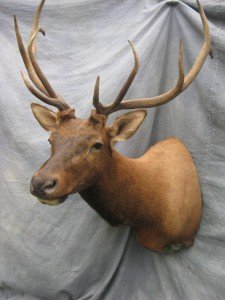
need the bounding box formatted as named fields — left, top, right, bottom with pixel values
left=37, top=196, right=67, bottom=206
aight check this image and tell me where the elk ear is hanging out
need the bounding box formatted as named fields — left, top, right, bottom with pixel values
left=109, top=109, right=147, bottom=145
left=31, top=103, right=57, bottom=131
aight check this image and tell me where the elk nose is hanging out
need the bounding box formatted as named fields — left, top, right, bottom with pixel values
left=30, top=176, right=58, bottom=198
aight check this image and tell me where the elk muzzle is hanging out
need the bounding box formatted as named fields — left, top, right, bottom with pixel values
left=30, top=173, right=67, bottom=206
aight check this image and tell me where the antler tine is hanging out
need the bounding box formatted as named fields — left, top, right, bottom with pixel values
left=93, top=41, right=140, bottom=115
left=21, top=71, right=69, bottom=110
left=182, top=0, right=212, bottom=90
left=29, top=0, right=45, bottom=57
left=110, top=41, right=140, bottom=107
left=28, top=28, right=58, bottom=98
left=27, top=0, right=61, bottom=99
left=93, top=76, right=100, bottom=107
left=116, top=39, right=185, bottom=111
left=14, top=15, right=48, bottom=96
left=94, top=0, right=211, bottom=116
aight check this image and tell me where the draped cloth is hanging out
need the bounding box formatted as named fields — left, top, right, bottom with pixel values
left=0, top=0, right=224, bottom=299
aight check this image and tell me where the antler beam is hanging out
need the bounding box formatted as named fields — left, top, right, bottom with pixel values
left=14, top=0, right=70, bottom=111
left=93, top=0, right=212, bottom=116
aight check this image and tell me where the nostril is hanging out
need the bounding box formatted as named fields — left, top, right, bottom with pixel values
left=43, top=180, right=57, bottom=192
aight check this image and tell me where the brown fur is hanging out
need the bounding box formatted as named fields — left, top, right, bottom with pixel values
left=30, top=108, right=202, bottom=253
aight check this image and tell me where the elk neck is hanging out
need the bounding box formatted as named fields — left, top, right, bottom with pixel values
left=79, top=149, right=156, bottom=228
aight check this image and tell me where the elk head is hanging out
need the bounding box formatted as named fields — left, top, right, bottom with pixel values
left=14, top=0, right=212, bottom=205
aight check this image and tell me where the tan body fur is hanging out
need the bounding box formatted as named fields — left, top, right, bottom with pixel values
left=81, top=137, right=201, bottom=252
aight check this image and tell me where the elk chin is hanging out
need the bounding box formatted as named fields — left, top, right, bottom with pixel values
left=37, top=195, right=68, bottom=206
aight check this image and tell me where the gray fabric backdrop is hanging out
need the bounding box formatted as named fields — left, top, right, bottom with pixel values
left=0, top=0, right=224, bottom=299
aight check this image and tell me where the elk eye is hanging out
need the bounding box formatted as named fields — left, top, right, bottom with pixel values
left=93, top=142, right=103, bottom=150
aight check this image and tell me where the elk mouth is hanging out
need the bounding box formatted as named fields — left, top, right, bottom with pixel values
left=37, top=195, right=68, bottom=206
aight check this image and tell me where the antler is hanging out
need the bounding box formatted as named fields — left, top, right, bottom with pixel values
left=14, top=0, right=70, bottom=111
left=93, top=0, right=212, bottom=116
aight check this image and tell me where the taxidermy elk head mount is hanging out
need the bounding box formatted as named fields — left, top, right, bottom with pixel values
left=14, top=0, right=212, bottom=206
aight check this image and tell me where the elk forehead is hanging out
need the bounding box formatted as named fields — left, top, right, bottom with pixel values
left=50, top=110, right=107, bottom=149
